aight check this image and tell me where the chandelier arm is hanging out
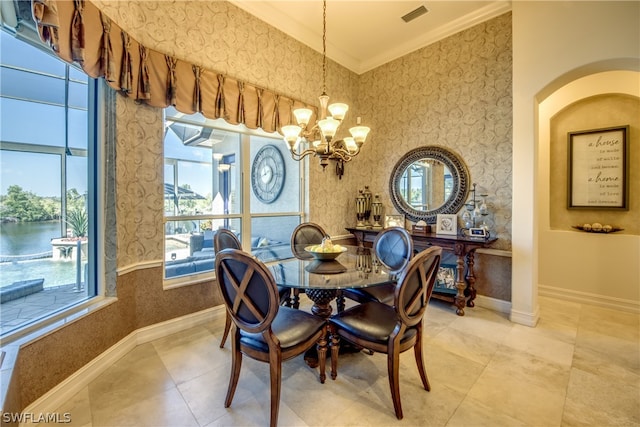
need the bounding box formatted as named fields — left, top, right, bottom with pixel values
left=329, top=148, right=354, bottom=162
left=289, top=148, right=316, bottom=161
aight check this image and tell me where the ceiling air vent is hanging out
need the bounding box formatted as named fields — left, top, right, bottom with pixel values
left=401, top=5, right=428, bottom=23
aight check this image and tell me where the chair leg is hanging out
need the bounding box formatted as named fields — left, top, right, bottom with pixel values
left=292, top=289, right=301, bottom=309
left=388, top=341, right=403, bottom=420
left=225, top=334, right=242, bottom=408
left=269, top=350, right=283, bottom=427
left=317, top=328, right=328, bottom=384
left=329, top=326, right=339, bottom=380
left=413, top=327, right=430, bottom=391
left=220, top=312, right=232, bottom=348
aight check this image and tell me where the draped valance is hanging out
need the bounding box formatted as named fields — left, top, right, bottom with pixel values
left=30, top=0, right=316, bottom=134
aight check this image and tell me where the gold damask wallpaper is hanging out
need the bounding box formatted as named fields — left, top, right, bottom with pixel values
left=92, top=0, right=512, bottom=268
left=356, top=13, right=513, bottom=250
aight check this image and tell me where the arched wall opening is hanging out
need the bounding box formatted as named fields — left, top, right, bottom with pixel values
left=535, top=68, right=639, bottom=312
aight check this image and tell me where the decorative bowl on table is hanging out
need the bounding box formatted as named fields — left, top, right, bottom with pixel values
left=304, top=244, right=348, bottom=261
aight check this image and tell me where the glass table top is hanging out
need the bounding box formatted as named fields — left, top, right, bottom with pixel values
left=268, top=245, right=395, bottom=291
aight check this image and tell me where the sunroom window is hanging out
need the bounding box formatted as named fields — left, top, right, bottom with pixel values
left=0, top=29, right=99, bottom=337
left=163, top=107, right=304, bottom=282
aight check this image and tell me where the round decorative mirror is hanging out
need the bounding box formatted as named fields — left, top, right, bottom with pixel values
left=389, top=146, right=470, bottom=223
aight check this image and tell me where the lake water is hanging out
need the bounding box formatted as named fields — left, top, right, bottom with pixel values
left=0, top=221, right=81, bottom=289
left=0, top=220, right=63, bottom=256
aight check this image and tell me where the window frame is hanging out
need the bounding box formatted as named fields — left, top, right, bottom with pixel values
left=162, top=111, right=307, bottom=286
left=0, top=29, right=102, bottom=341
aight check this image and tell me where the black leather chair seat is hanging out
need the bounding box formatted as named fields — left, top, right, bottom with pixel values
left=331, top=302, right=417, bottom=346
left=342, top=283, right=395, bottom=304
left=277, top=286, right=291, bottom=305
left=241, top=306, right=326, bottom=352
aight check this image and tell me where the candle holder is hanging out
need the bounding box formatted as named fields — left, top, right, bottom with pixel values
left=356, top=191, right=367, bottom=229
left=356, top=247, right=372, bottom=279
left=371, top=194, right=383, bottom=229
left=362, top=186, right=372, bottom=227
left=461, top=183, right=491, bottom=238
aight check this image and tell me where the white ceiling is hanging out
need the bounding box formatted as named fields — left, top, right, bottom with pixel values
left=229, top=1, right=512, bottom=75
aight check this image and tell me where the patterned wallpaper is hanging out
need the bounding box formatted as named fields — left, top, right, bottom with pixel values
left=357, top=13, right=513, bottom=249
left=92, top=1, right=512, bottom=267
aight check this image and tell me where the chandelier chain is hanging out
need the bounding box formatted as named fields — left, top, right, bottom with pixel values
left=322, top=0, right=327, bottom=95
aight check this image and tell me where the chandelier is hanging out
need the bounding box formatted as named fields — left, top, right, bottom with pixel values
left=281, top=0, right=371, bottom=178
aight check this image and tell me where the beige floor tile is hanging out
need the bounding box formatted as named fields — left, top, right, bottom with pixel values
left=447, top=305, right=514, bottom=344
left=91, top=386, right=198, bottom=427
left=429, top=327, right=500, bottom=366
left=501, top=323, right=575, bottom=366
left=43, top=388, right=92, bottom=427
left=574, top=327, right=640, bottom=377
left=447, top=395, right=528, bottom=427
left=88, top=344, right=175, bottom=414
left=422, top=343, right=486, bottom=395
left=153, top=326, right=227, bottom=385
left=467, top=347, right=567, bottom=426
left=44, top=297, right=640, bottom=427
left=177, top=361, right=259, bottom=426
left=562, top=367, right=640, bottom=426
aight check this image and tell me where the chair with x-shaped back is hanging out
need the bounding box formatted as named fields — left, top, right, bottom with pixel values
left=329, top=246, right=442, bottom=420
left=215, top=248, right=327, bottom=427
left=214, top=229, right=242, bottom=349
left=343, top=226, right=414, bottom=305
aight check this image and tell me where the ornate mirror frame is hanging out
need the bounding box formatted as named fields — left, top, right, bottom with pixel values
left=389, top=146, right=470, bottom=223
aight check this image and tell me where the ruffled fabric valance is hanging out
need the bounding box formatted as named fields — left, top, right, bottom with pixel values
left=30, top=0, right=316, bottom=134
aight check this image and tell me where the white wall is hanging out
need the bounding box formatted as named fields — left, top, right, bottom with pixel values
left=512, top=1, right=640, bottom=325
left=538, top=71, right=640, bottom=311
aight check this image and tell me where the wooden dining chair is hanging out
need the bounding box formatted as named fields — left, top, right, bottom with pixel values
left=329, top=246, right=442, bottom=420
left=343, top=227, right=414, bottom=305
left=289, top=222, right=328, bottom=308
left=215, top=248, right=328, bottom=427
left=214, top=229, right=242, bottom=349
left=215, top=228, right=292, bottom=348
left=290, top=222, right=328, bottom=259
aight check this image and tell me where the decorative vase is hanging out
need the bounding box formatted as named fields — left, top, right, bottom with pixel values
left=371, top=194, right=383, bottom=229
left=356, top=191, right=367, bottom=229
left=362, top=186, right=372, bottom=227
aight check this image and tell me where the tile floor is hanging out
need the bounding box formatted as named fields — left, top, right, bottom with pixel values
left=41, top=296, right=639, bottom=426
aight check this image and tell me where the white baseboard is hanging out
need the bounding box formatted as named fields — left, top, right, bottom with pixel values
left=539, top=285, right=640, bottom=314
left=510, top=305, right=540, bottom=327
left=20, top=306, right=225, bottom=427
left=474, top=294, right=511, bottom=315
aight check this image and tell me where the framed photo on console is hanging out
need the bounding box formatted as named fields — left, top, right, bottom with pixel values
left=436, top=214, right=457, bottom=235
left=384, top=214, right=404, bottom=229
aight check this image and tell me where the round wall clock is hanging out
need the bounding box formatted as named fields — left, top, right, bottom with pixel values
left=251, top=144, right=285, bottom=204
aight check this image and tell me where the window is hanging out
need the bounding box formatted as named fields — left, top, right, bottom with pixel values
left=163, top=107, right=304, bottom=282
left=0, top=30, right=99, bottom=337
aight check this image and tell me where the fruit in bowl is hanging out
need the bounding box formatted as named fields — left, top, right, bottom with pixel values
left=305, top=237, right=347, bottom=260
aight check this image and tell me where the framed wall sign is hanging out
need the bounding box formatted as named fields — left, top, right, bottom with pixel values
left=568, top=126, right=629, bottom=210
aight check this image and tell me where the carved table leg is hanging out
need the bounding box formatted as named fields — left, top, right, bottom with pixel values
left=303, top=289, right=336, bottom=368
left=454, top=243, right=466, bottom=316
left=465, top=250, right=477, bottom=307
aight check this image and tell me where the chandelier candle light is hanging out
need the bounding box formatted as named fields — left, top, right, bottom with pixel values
left=281, top=0, right=371, bottom=177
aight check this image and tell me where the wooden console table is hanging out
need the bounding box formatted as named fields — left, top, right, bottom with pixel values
left=345, top=227, right=497, bottom=316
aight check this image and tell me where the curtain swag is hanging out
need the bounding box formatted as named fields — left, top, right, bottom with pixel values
left=30, top=0, right=316, bottom=134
